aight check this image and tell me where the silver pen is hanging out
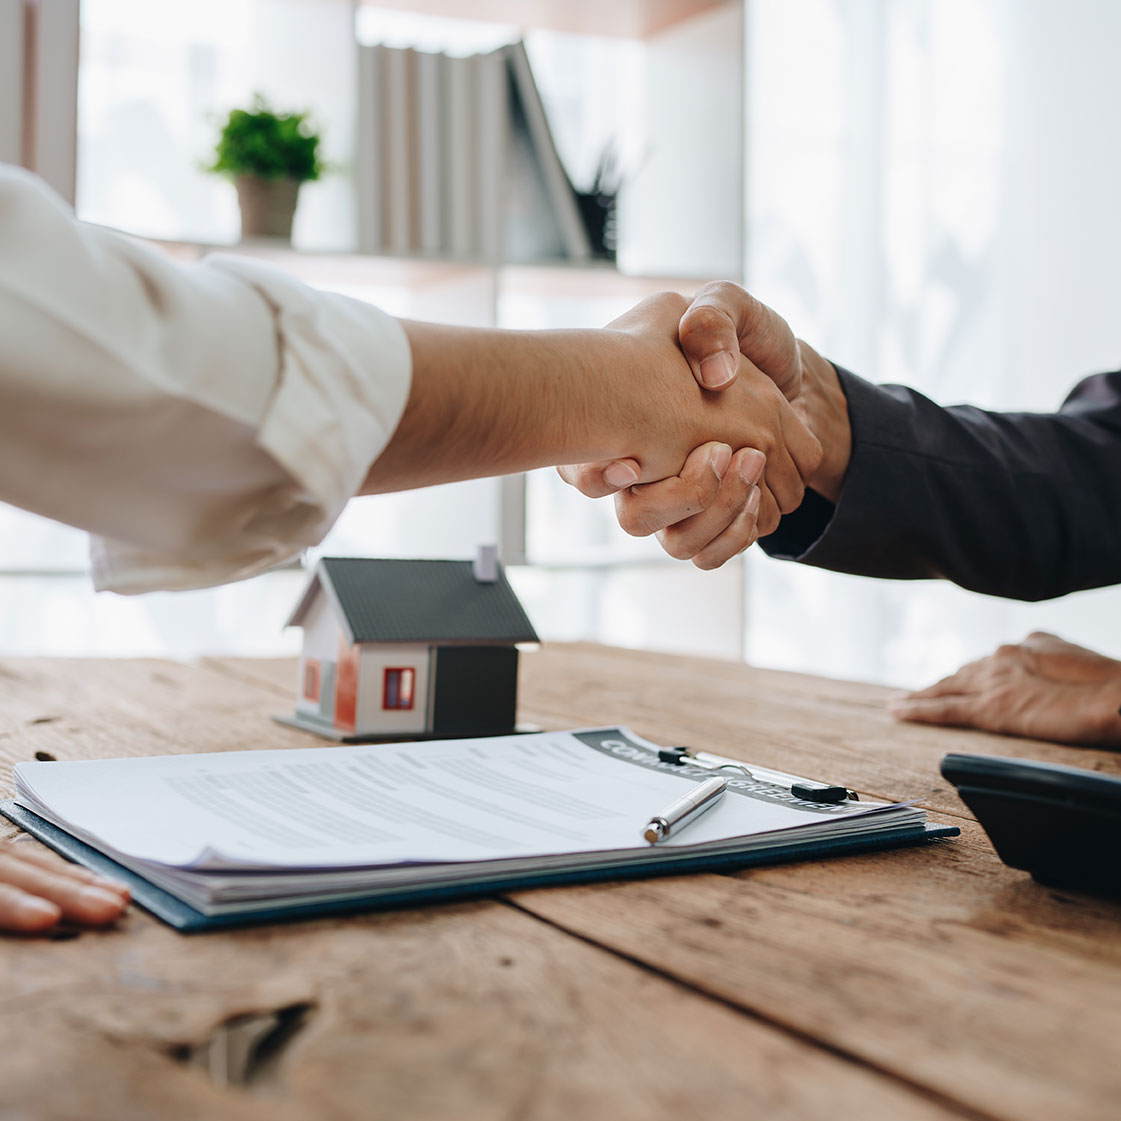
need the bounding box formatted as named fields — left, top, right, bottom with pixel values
left=643, top=776, right=727, bottom=844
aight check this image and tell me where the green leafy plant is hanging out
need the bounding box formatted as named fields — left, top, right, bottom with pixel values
left=207, top=94, right=323, bottom=182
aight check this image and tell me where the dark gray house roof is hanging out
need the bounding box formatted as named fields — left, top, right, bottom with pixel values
left=286, top=557, right=539, bottom=645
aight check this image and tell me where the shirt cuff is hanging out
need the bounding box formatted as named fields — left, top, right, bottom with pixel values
left=92, top=260, right=412, bottom=595
left=208, top=255, right=412, bottom=522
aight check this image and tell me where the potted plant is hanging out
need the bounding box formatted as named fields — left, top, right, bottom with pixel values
left=207, top=94, right=323, bottom=242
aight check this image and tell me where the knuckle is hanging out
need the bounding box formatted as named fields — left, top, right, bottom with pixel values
left=615, top=496, right=662, bottom=538
left=617, top=512, right=652, bottom=538
left=681, top=303, right=733, bottom=338
left=775, top=481, right=805, bottom=515
left=805, top=436, right=824, bottom=473
left=756, top=423, right=781, bottom=452
left=758, top=376, right=786, bottom=405
left=688, top=281, right=736, bottom=314
left=650, top=290, right=689, bottom=317
left=656, top=530, right=697, bottom=561
left=757, top=506, right=781, bottom=536
left=696, top=279, right=743, bottom=300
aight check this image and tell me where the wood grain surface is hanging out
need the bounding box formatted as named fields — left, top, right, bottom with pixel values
left=0, top=645, right=1117, bottom=1121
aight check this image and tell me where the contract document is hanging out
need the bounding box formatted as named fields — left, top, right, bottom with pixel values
left=2, top=728, right=957, bottom=930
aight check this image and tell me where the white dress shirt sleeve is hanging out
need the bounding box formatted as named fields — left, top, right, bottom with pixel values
left=0, top=166, right=412, bottom=594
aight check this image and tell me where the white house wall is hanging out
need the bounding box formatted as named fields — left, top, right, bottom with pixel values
left=296, top=592, right=342, bottom=716
left=357, top=644, right=431, bottom=736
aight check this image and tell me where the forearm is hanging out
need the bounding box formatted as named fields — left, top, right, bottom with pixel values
left=363, top=322, right=641, bottom=494
left=767, top=367, right=1121, bottom=600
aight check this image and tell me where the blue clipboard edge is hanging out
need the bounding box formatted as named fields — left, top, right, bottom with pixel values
left=0, top=800, right=959, bottom=934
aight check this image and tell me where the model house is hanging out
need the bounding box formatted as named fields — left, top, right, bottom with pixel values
left=279, top=553, right=539, bottom=742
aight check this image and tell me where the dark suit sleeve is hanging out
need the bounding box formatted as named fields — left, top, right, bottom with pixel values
left=762, top=365, right=1121, bottom=601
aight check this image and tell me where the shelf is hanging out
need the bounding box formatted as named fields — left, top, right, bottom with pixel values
left=499, top=263, right=712, bottom=301
left=354, top=0, right=736, bottom=40
left=141, top=237, right=714, bottom=296
left=145, top=238, right=490, bottom=290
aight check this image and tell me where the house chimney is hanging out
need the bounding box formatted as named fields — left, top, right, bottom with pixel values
left=474, top=544, right=498, bottom=583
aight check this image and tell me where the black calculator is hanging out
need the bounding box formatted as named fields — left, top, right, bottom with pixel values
left=940, top=753, right=1121, bottom=897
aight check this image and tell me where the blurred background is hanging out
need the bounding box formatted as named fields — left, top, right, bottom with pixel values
left=1, top=0, right=1119, bottom=688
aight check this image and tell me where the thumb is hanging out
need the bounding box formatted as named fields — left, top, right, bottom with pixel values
left=678, top=291, right=741, bottom=391
left=557, top=458, right=641, bottom=498
left=680, top=281, right=802, bottom=399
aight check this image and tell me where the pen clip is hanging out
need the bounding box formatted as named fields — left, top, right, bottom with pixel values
left=658, top=746, right=858, bottom=804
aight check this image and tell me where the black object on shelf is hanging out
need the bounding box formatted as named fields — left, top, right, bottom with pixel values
left=575, top=190, right=617, bottom=262
left=940, top=753, right=1121, bottom=897
left=576, top=143, right=622, bottom=262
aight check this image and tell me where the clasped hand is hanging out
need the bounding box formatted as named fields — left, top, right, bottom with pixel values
left=561, top=282, right=833, bottom=568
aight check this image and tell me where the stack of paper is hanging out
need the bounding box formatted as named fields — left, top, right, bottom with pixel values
left=2, top=728, right=957, bottom=930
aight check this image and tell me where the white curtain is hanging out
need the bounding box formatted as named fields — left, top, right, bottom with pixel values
left=743, top=0, right=1121, bottom=687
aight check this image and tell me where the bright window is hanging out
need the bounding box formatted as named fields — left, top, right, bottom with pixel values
left=77, top=0, right=356, bottom=249
left=303, top=659, right=320, bottom=702
left=382, top=667, right=416, bottom=711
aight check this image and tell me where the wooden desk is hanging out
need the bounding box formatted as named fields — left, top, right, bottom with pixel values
left=1, top=644, right=1119, bottom=1121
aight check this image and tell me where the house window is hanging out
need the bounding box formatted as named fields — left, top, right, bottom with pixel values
left=383, top=667, right=416, bottom=710
left=303, top=659, right=320, bottom=702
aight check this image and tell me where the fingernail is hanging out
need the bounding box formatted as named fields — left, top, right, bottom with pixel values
left=739, top=449, right=766, bottom=486
left=711, top=444, right=732, bottom=479
left=16, top=896, right=60, bottom=925
left=603, top=462, right=639, bottom=489
left=79, top=886, right=128, bottom=913
left=745, top=486, right=761, bottom=516
left=699, top=351, right=736, bottom=389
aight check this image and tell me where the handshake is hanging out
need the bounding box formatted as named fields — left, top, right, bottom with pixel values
left=556, top=282, right=851, bottom=568
left=378, top=280, right=854, bottom=566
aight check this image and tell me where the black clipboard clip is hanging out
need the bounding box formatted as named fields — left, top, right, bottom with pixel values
left=657, top=746, right=858, bottom=805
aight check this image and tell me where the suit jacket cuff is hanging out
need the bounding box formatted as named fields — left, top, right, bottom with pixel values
left=762, top=365, right=894, bottom=566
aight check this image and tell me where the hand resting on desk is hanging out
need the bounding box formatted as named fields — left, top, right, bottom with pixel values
left=890, top=632, right=1121, bottom=748
left=0, top=840, right=129, bottom=934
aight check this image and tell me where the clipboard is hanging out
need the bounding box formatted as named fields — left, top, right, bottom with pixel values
left=3, top=727, right=960, bottom=932
left=0, top=798, right=958, bottom=933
